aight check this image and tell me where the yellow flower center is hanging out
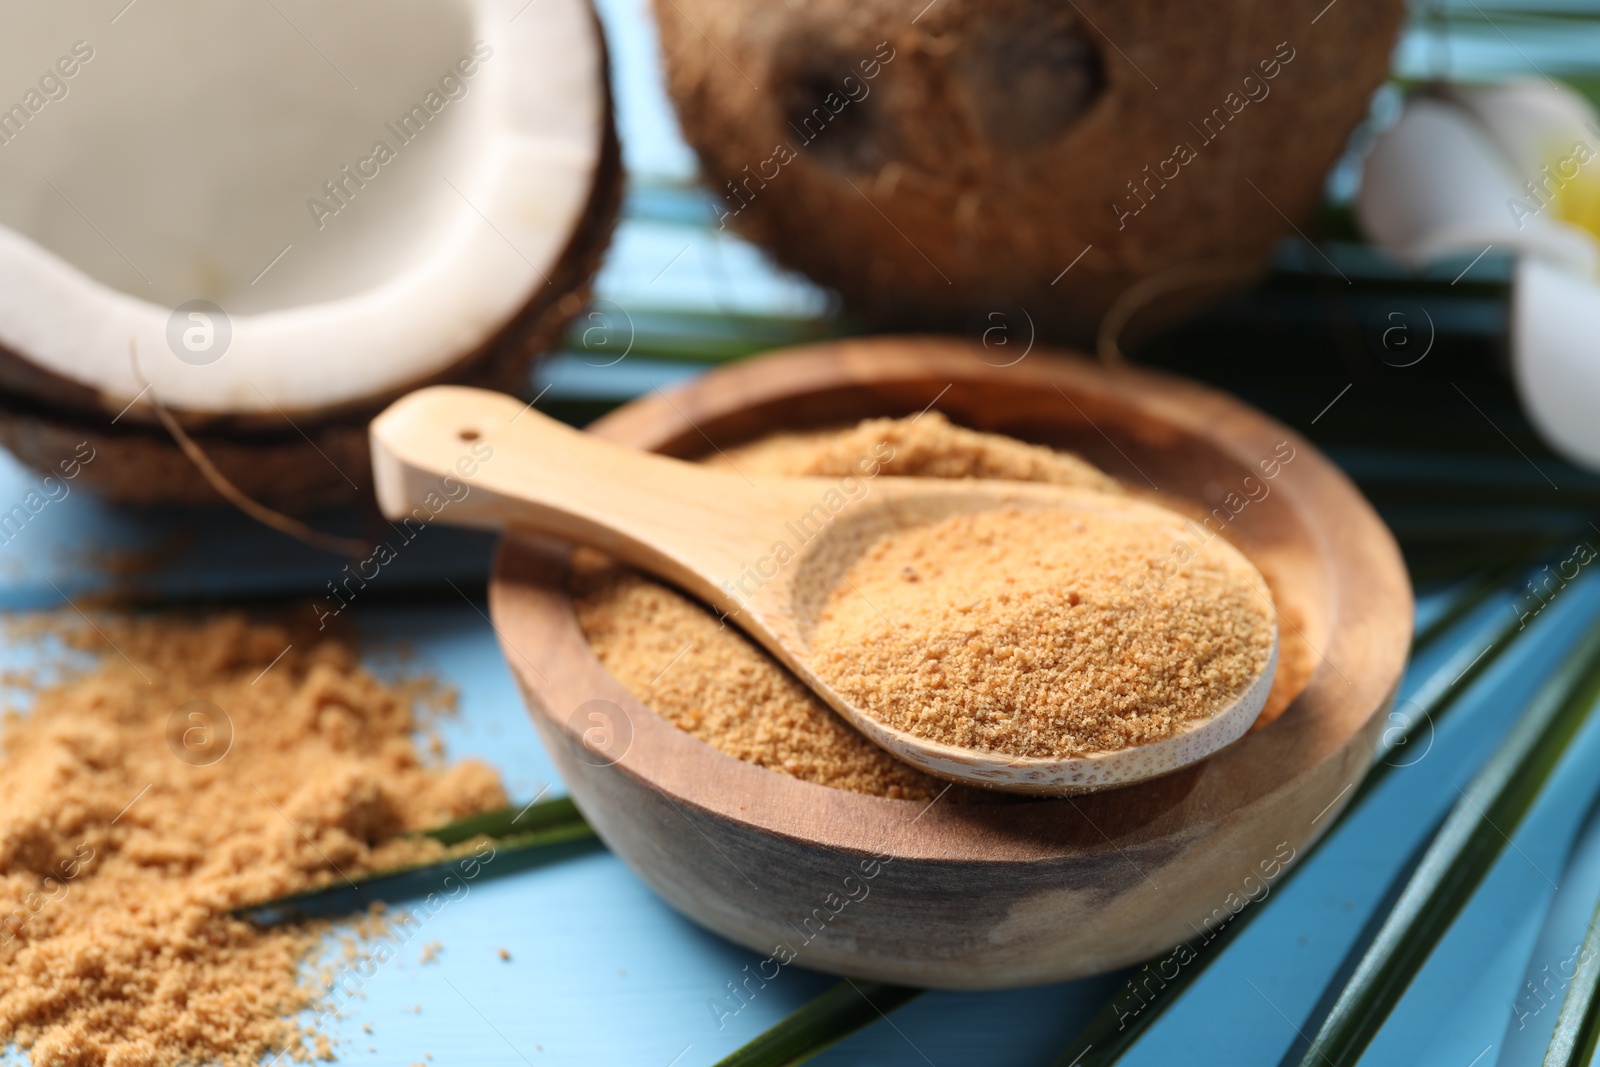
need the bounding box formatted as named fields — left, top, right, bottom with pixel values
left=1553, top=152, right=1600, bottom=240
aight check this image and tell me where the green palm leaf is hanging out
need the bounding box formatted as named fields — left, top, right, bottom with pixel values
left=709, top=981, right=921, bottom=1067
left=237, top=796, right=596, bottom=917
left=1051, top=576, right=1536, bottom=1067
left=418, top=795, right=593, bottom=847
left=1294, top=611, right=1600, bottom=1066
left=1543, top=876, right=1600, bottom=1066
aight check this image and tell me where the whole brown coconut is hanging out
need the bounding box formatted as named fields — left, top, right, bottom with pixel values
left=655, top=0, right=1405, bottom=341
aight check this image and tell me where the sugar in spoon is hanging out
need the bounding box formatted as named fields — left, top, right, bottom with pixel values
left=369, top=386, right=1278, bottom=795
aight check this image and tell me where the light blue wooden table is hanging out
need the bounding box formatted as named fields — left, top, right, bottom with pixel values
left=10, top=2, right=1600, bottom=1063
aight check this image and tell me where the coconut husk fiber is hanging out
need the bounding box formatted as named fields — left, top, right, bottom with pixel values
left=655, top=0, right=1405, bottom=342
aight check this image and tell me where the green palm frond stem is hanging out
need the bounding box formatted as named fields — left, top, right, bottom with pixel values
left=1049, top=564, right=1538, bottom=1067
left=418, top=795, right=594, bottom=848
left=708, top=981, right=921, bottom=1067
left=1295, top=611, right=1600, bottom=1067
left=560, top=306, right=843, bottom=365
left=237, top=797, right=596, bottom=916
left=1402, top=535, right=1566, bottom=594
left=1422, top=6, right=1600, bottom=24
left=1414, top=542, right=1553, bottom=648
left=1543, top=872, right=1600, bottom=1066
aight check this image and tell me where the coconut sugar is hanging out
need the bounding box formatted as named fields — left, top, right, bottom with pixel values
left=0, top=614, right=506, bottom=1067
left=573, top=556, right=953, bottom=800
left=704, top=411, right=1123, bottom=492
left=573, top=412, right=1126, bottom=800
left=809, top=507, right=1276, bottom=760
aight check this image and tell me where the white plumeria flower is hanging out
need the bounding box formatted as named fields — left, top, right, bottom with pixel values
left=1358, top=78, right=1600, bottom=467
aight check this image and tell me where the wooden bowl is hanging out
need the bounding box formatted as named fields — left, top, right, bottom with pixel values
left=487, top=336, right=1412, bottom=988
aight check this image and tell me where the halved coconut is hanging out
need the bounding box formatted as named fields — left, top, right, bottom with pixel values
left=654, top=0, right=1404, bottom=342
left=0, top=0, right=619, bottom=507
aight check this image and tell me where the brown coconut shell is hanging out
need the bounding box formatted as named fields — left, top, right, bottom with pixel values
left=0, top=7, right=622, bottom=509
left=0, top=401, right=372, bottom=511
left=654, top=0, right=1405, bottom=341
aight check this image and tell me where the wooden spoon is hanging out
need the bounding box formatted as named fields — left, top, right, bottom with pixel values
left=369, top=385, right=1279, bottom=794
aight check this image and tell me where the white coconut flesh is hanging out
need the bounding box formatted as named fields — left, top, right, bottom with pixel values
left=0, top=0, right=604, bottom=420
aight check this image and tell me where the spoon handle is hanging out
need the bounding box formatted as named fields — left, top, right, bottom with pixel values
left=368, top=385, right=802, bottom=605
